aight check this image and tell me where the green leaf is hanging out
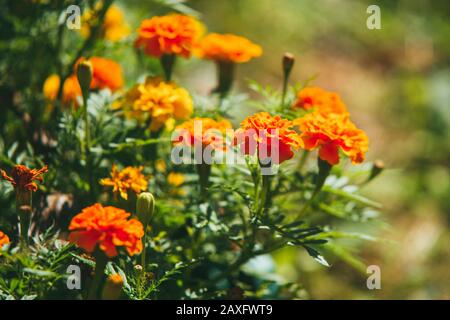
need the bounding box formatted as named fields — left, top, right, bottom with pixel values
left=303, top=246, right=330, bottom=267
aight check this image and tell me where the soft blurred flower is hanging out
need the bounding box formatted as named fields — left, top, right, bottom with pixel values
left=69, top=203, right=144, bottom=258
left=43, top=74, right=82, bottom=107
left=135, top=14, right=204, bottom=58
left=294, top=112, right=369, bottom=165
left=117, top=77, right=193, bottom=132
left=167, top=172, right=185, bottom=187
left=81, top=5, right=130, bottom=42
left=292, top=87, right=347, bottom=114
left=195, top=33, right=262, bottom=63
left=1, top=164, right=48, bottom=192
left=101, top=273, right=124, bottom=300
left=235, top=112, right=302, bottom=164
left=155, top=159, right=167, bottom=173
left=174, top=117, right=232, bottom=150
left=100, top=165, right=148, bottom=200
left=0, top=230, right=10, bottom=247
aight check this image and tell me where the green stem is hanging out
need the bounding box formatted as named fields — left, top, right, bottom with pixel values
left=16, top=190, right=32, bottom=246
left=196, top=163, right=211, bottom=202
left=87, top=250, right=108, bottom=300
left=160, top=54, right=176, bottom=81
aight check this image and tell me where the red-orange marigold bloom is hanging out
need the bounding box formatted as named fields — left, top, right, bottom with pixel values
left=0, top=230, right=10, bottom=247
left=77, top=57, right=124, bottom=92
left=235, top=112, right=302, bottom=164
left=195, top=33, right=262, bottom=63
left=292, top=87, right=347, bottom=115
left=174, top=117, right=233, bottom=150
left=294, top=112, right=369, bottom=165
left=135, top=14, right=204, bottom=58
left=69, top=203, right=144, bottom=258
left=100, top=165, right=148, bottom=200
left=1, top=164, right=48, bottom=192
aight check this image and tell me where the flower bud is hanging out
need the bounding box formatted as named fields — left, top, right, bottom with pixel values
left=282, top=52, right=295, bottom=77
left=77, top=60, right=93, bottom=95
left=101, top=274, right=123, bottom=300
left=368, top=160, right=384, bottom=182
left=136, top=192, right=155, bottom=228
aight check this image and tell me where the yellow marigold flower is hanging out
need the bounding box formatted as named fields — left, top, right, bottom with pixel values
left=195, top=33, right=262, bottom=63
left=119, top=77, right=193, bottom=132
left=135, top=14, right=204, bottom=58
left=167, top=172, right=185, bottom=187
left=235, top=112, right=302, bottom=164
left=69, top=204, right=144, bottom=258
left=0, top=230, right=10, bottom=247
left=294, top=112, right=369, bottom=165
left=174, top=117, right=233, bottom=150
left=100, top=165, right=148, bottom=200
left=81, top=4, right=130, bottom=41
left=1, top=164, right=48, bottom=192
left=43, top=74, right=60, bottom=100
left=292, top=87, right=347, bottom=115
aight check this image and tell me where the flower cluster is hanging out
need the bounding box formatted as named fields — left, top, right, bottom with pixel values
left=235, top=112, right=302, bottom=164
left=118, top=77, right=193, bottom=131
left=294, top=112, right=369, bottom=165
left=135, top=14, right=204, bottom=58
left=1, top=164, right=48, bottom=192
left=195, top=33, right=262, bottom=63
left=69, top=204, right=144, bottom=258
left=43, top=57, right=123, bottom=107
left=100, top=165, right=148, bottom=200
left=81, top=5, right=130, bottom=41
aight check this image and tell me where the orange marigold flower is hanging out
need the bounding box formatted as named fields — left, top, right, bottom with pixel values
left=294, top=112, right=369, bottom=165
left=0, top=230, right=10, bottom=247
left=68, top=204, right=144, bottom=258
left=1, top=164, right=48, bottom=192
left=195, top=33, right=262, bottom=63
left=292, top=87, right=347, bottom=114
left=135, top=14, right=204, bottom=58
left=77, top=57, right=124, bottom=92
left=100, top=165, right=148, bottom=200
left=118, top=77, right=193, bottom=132
left=174, top=117, right=233, bottom=150
left=235, top=112, right=302, bottom=164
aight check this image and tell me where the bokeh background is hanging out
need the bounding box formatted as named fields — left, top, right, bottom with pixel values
left=1, top=0, right=449, bottom=299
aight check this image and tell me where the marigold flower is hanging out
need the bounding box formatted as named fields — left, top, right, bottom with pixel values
left=174, top=117, right=233, bottom=150
left=118, top=77, right=193, bottom=132
left=1, top=164, right=48, bottom=192
left=292, top=87, right=347, bottom=114
left=294, top=112, right=369, bottom=165
left=81, top=5, right=130, bottom=41
left=135, top=14, right=204, bottom=58
left=235, top=112, right=302, bottom=164
left=68, top=204, right=144, bottom=257
left=100, top=165, right=148, bottom=200
left=195, top=33, right=262, bottom=63
left=76, top=57, right=124, bottom=92
left=0, top=230, right=10, bottom=247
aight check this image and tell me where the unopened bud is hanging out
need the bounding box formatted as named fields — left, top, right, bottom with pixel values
left=101, top=274, right=123, bottom=300
left=368, top=160, right=384, bottom=182
left=282, top=52, right=295, bottom=76
left=136, top=192, right=155, bottom=228
left=77, top=60, right=93, bottom=95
